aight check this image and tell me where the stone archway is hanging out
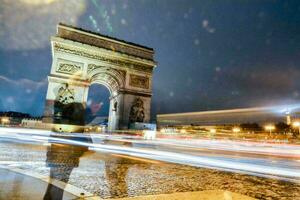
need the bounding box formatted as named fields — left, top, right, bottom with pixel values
left=43, top=23, right=156, bottom=131
left=88, top=65, right=125, bottom=130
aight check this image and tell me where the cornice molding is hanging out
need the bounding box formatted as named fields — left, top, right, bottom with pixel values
left=52, top=37, right=156, bottom=73
left=119, top=89, right=152, bottom=97
left=57, top=24, right=154, bottom=60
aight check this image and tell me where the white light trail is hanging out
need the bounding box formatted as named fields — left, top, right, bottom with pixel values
left=91, top=134, right=300, bottom=158
left=1, top=127, right=300, bottom=182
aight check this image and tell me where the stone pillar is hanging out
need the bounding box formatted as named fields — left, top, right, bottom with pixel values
left=43, top=75, right=89, bottom=132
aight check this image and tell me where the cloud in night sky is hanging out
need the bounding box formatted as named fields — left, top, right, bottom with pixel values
left=0, top=75, right=47, bottom=113
left=0, top=0, right=86, bottom=50
left=1, top=0, right=300, bottom=117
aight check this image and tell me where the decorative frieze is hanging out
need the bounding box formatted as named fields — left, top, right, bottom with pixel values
left=57, top=26, right=154, bottom=60
left=54, top=43, right=153, bottom=73
left=129, top=74, right=149, bottom=89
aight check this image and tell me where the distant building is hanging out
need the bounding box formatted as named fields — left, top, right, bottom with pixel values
left=157, top=105, right=300, bottom=128
left=0, top=111, right=31, bottom=126
left=21, top=118, right=43, bottom=128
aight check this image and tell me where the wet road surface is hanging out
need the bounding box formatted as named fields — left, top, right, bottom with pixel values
left=0, top=128, right=300, bottom=199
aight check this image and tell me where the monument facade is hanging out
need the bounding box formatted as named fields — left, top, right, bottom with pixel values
left=43, top=23, right=156, bottom=131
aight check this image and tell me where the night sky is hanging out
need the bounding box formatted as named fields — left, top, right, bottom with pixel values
left=1, top=0, right=300, bottom=118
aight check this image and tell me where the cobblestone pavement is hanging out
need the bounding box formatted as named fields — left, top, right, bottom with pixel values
left=0, top=141, right=300, bottom=200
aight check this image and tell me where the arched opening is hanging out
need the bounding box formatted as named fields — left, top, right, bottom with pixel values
left=85, top=84, right=111, bottom=127
left=87, top=71, right=123, bottom=131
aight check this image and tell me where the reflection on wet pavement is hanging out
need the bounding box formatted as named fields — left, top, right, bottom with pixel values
left=44, top=135, right=91, bottom=199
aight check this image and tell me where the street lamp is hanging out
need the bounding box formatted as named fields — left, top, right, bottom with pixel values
left=180, top=129, right=187, bottom=134
left=292, top=121, right=300, bottom=134
left=264, top=125, right=275, bottom=134
left=210, top=129, right=216, bottom=133
left=1, top=117, right=10, bottom=126
left=233, top=127, right=241, bottom=133
left=286, top=110, right=291, bottom=125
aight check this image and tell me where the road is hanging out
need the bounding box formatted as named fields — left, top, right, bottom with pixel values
left=1, top=127, right=300, bottom=199
left=1, top=127, right=300, bottom=182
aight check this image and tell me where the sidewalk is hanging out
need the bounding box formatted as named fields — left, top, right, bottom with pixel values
left=0, top=168, right=78, bottom=200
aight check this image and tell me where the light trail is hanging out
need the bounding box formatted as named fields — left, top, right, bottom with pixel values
left=1, top=127, right=300, bottom=183
left=5, top=127, right=300, bottom=158
left=91, top=134, right=300, bottom=158
left=157, top=103, right=300, bottom=117
left=156, top=103, right=300, bottom=127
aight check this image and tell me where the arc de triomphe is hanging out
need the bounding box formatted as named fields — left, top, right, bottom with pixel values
left=43, top=23, right=156, bottom=131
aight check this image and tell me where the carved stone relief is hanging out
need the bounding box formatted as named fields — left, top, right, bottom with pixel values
left=56, top=59, right=83, bottom=75
left=56, top=83, right=75, bottom=104
left=129, top=98, right=145, bottom=123
left=129, top=74, right=149, bottom=89
left=53, top=83, right=85, bottom=126
left=57, top=63, right=81, bottom=74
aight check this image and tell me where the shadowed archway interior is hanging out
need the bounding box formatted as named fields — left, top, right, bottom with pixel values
left=85, top=84, right=110, bottom=125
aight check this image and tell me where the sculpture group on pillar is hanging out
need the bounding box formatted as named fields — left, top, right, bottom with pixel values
left=53, top=83, right=85, bottom=126
left=129, top=97, right=145, bottom=123
left=56, top=83, right=75, bottom=104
